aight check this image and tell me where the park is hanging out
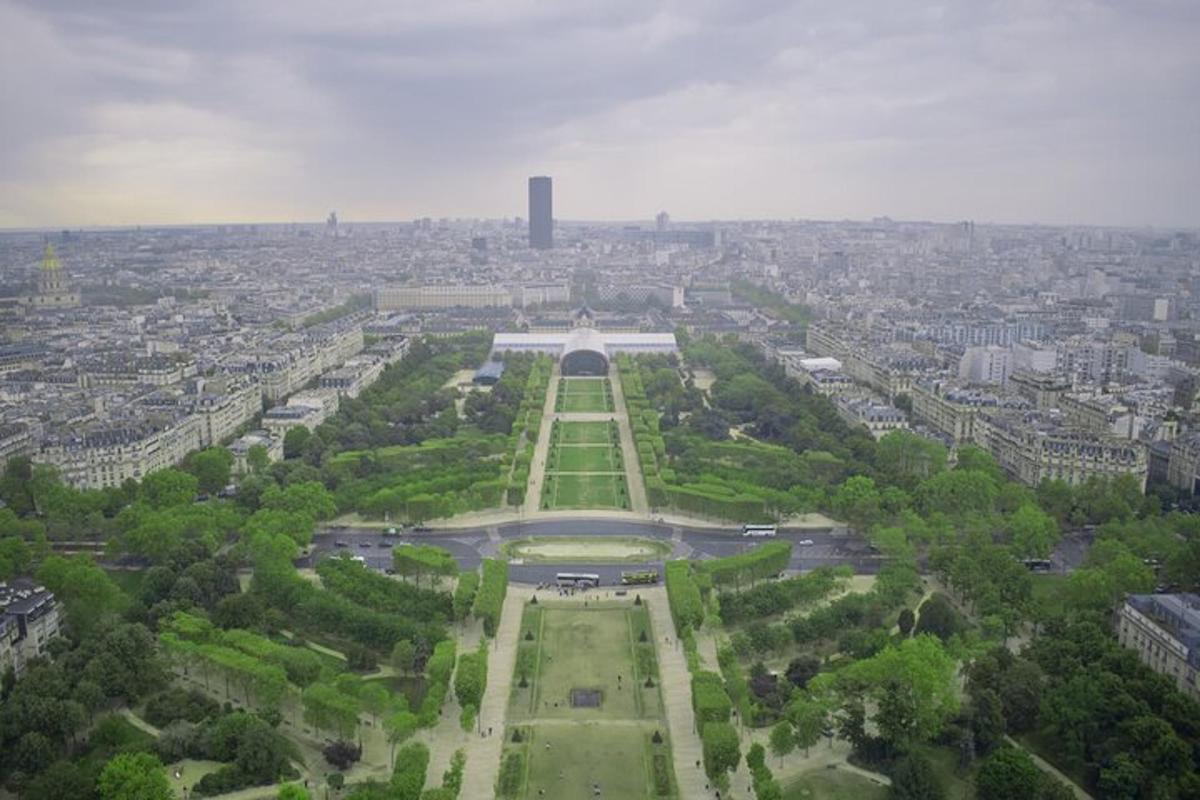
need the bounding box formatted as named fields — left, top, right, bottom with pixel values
left=500, top=596, right=676, bottom=799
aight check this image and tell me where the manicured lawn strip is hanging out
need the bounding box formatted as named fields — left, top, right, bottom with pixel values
left=559, top=393, right=613, bottom=413
left=547, top=473, right=627, bottom=510
left=551, top=445, right=617, bottom=472
left=553, top=421, right=616, bottom=444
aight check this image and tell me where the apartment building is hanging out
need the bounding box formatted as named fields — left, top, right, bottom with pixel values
left=1167, top=433, right=1200, bottom=495
left=0, top=579, right=61, bottom=679
left=835, top=396, right=909, bottom=439
left=1009, top=370, right=1071, bottom=410
left=1116, top=594, right=1200, bottom=701
left=971, top=410, right=1148, bottom=488
left=0, top=422, right=32, bottom=467
left=37, top=415, right=205, bottom=489
left=910, top=380, right=1030, bottom=444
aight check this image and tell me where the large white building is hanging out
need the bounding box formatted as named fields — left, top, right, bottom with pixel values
left=491, top=330, right=677, bottom=375
left=376, top=285, right=512, bottom=310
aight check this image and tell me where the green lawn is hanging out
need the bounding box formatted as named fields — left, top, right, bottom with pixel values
left=504, top=602, right=675, bottom=799
left=559, top=393, right=614, bottom=412
left=552, top=445, right=619, bottom=472
left=542, top=473, right=629, bottom=509
left=520, top=605, right=643, bottom=719
left=783, top=769, right=889, bottom=800
left=556, top=378, right=614, bottom=413
left=554, top=420, right=617, bottom=444
left=519, top=722, right=669, bottom=800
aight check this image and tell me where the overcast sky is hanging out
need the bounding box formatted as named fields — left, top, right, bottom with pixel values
left=1, top=0, right=1197, bottom=228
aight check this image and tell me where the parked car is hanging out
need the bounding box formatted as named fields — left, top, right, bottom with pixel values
left=335, top=540, right=349, bottom=548
left=798, top=539, right=814, bottom=546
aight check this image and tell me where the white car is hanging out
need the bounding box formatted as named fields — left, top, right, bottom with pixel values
left=798, top=539, right=815, bottom=546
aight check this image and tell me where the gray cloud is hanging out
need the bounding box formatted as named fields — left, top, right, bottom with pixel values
left=1, top=0, right=1197, bottom=227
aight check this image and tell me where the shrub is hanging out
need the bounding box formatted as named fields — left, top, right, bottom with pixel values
left=497, top=751, right=524, bottom=798
left=323, top=740, right=361, bottom=770
left=392, top=742, right=430, bottom=800
left=652, top=753, right=671, bottom=796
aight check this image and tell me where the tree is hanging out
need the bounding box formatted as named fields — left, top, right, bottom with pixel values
left=283, top=426, right=311, bottom=459
left=97, top=752, right=173, bottom=800
left=913, top=594, right=964, bottom=642
left=897, top=607, right=915, bottom=636
left=969, top=688, right=1006, bottom=756
left=22, top=761, right=93, bottom=800
left=836, top=636, right=959, bottom=747
left=140, top=468, right=199, bottom=509
left=247, top=444, right=271, bottom=475
left=788, top=697, right=824, bottom=757
left=384, top=710, right=419, bottom=768
left=768, top=720, right=795, bottom=766
left=889, top=753, right=945, bottom=800
left=359, top=681, right=392, bottom=727
left=1010, top=503, right=1060, bottom=559
left=785, top=655, right=821, bottom=688
left=975, top=747, right=1042, bottom=800
left=391, top=639, right=416, bottom=676
left=702, top=721, right=741, bottom=779
left=190, top=448, right=234, bottom=495
left=13, top=730, right=55, bottom=773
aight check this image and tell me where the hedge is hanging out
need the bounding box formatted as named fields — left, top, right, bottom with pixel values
left=691, top=670, right=733, bottom=729
left=665, top=561, right=704, bottom=631
left=695, top=540, right=793, bottom=592
left=473, top=559, right=509, bottom=637
left=418, top=639, right=457, bottom=726
left=452, top=571, right=480, bottom=621
left=454, top=645, right=488, bottom=717
left=392, top=741, right=430, bottom=800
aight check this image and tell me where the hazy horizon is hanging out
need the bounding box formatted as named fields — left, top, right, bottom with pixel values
left=2, top=0, right=1198, bottom=229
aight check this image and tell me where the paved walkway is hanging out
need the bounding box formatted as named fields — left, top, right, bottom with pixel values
left=608, top=362, right=650, bottom=514
left=459, top=585, right=531, bottom=799
left=643, top=587, right=709, bottom=800
left=523, top=364, right=561, bottom=515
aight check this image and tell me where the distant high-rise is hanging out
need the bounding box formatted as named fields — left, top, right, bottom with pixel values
left=528, top=176, right=553, bottom=249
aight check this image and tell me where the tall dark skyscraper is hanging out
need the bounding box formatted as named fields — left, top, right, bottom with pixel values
left=528, top=176, right=553, bottom=249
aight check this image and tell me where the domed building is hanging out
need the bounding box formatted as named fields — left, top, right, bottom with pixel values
left=26, top=245, right=80, bottom=310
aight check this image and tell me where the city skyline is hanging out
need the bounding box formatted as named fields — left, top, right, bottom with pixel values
left=1, top=0, right=1198, bottom=229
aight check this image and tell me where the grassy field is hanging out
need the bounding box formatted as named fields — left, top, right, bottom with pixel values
left=556, top=377, right=614, bottom=413
left=552, top=444, right=620, bottom=472
left=554, top=420, right=617, bottom=444
left=542, top=473, right=629, bottom=509
left=504, top=602, right=674, bottom=798
left=782, top=769, right=890, bottom=800
left=519, top=722, right=669, bottom=800
left=542, top=420, right=629, bottom=510
left=503, top=536, right=671, bottom=564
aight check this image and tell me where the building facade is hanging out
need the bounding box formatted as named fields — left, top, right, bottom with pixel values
left=0, top=579, right=61, bottom=679
left=1116, top=594, right=1200, bottom=701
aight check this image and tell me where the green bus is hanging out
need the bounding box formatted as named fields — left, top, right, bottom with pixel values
left=621, top=570, right=659, bottom=585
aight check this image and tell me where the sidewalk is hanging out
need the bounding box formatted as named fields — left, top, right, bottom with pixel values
left=643, top=587, right=710, bottom=800
left=523, top=364, right=561, bottom=515
left=608, top=362, right=650, bottom=514
left=458, top=586, right=531, bottom=799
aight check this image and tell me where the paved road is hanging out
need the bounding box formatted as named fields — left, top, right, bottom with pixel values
left=306, top=519, right=891, bottom=582
left=306, top=518, right=1091, bottom=584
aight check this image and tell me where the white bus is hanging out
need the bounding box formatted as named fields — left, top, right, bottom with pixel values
left=556, top=572, right=601, bottom=588
left=741, top=524, right=778, bottom=538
